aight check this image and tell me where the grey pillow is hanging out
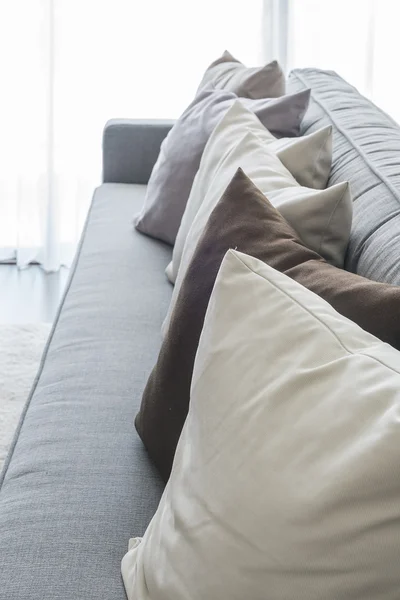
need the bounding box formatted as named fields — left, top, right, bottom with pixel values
left=197, top=50, right=285, bottom=98
left=135, top=87, right=311, bottom=245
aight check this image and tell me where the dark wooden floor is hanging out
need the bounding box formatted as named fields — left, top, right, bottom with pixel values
left=0, top=265, right=69, bottom=324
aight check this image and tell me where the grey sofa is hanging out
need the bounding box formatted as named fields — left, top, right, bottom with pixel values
left=1, top=68, right=400, bottom=600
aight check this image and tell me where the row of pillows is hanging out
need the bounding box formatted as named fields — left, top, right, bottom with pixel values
left=125, top=169, right=400, bottom=599
left=162, top=100, right=352, bottom=335
left=135, top=166, right=400, bottom=480
left=135, top=50, right=353, bottom=280
left=134, top=87, right=312, bottom=244
left=125, top=54, right=400, bottom=598
left=135, top=50, right=311, bottom=245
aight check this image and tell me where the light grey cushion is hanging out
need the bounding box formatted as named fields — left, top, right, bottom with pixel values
left=288, top=68, right=400, bottom=285
left=0, top=184, right=169, bottom=600
left=135, top=87, right=310, bottom=245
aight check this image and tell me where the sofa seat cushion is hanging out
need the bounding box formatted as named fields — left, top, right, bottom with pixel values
left=0, top=183, right=169, bottom=600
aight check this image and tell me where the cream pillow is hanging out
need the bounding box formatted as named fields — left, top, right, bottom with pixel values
left=163, top=131, right=351, bottom=336
left=166, top=100, right=333, bottom=284
left=123, top=249, right=400, bottom=600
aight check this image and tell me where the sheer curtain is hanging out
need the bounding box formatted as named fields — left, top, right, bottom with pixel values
left=279, top=0, right=400, bottom=123
left=3, top=1, right=398, bottom=272
left=0, top=0, right=265, bottom=271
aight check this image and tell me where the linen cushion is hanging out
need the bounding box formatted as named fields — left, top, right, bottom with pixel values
left=166, top=99, right=332, bottom=283
left=125, top=247, right=400, bottom=600
left=136, top=169, right=400, bottom=481
left=162, top=130, right=351, bottom=334
left=134, top=87, right=310, bottom=245
left=288, top=68, right=400, bottom=284
left=197, top=49, right=285, bottom=98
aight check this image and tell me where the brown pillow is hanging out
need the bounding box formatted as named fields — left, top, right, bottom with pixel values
left=135, top=168, right=400, bottom=482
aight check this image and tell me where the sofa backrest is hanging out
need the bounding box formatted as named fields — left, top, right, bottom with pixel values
left=288, top=68, right=400, bottom=286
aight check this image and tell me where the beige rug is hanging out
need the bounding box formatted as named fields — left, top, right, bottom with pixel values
left=0, top=323, right=51, bottom=471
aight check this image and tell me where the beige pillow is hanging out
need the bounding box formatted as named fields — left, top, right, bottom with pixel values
left=198, top=50, right=285, bottom=98
left=166, top=100, right=333, bottom=284
left=123, top=249, right=400, bottom=600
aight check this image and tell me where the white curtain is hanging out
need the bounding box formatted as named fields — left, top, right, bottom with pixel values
left=2, top=1, right=399, bottom=271
left=0, top=0, right=265, bottom=271
left=276, top=0, right=400, bottom=124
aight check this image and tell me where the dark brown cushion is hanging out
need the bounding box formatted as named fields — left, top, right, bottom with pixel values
left=136, top=168, right=400, bottom=481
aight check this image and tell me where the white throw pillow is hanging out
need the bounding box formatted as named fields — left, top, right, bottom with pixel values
left=166, top=100, right=333, bottom=284
left=163, top=130, right=351, bottom=336
left=122, top=249, right=400, bottom=600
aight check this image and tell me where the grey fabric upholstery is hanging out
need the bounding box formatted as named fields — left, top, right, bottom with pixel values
left=103, top=119, right=175, bottom=184
left=288, top=68, right=400, bottom=285
left=0, top=184, right=169, bottom=600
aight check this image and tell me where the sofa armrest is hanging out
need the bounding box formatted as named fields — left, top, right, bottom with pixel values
left=102, top=118, right=175, bottom=184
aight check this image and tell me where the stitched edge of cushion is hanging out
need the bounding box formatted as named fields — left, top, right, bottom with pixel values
left=0, top=188, right=98, bottom=492
left=290, top=69, right=400, bottom=207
